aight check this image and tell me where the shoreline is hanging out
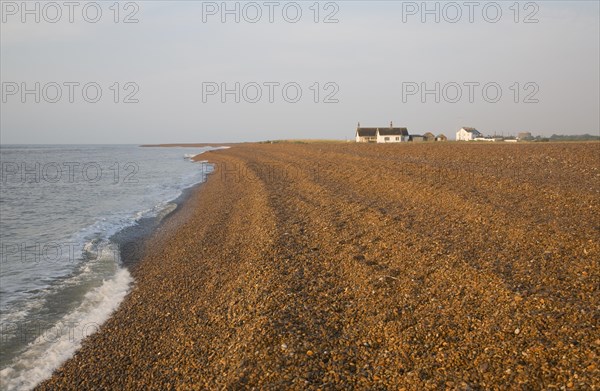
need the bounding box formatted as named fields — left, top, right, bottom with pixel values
left=111, top=178, right=208, bottom=269
left=36, top=142, right=599, bottom=389
left=140, top=143, right=237, bottom=148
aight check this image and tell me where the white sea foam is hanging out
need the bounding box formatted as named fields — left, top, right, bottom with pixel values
left=1, top=240, right=115, bottom=320
left=156, top=203, right=178, bottom=223
left=0, top=268, right=133, bottom=391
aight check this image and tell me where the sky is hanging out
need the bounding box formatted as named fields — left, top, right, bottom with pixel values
left=1, top=0, right=599, bottom=143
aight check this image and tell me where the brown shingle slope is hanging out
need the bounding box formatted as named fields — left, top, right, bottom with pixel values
left=37, top=142, right=600, bottom=390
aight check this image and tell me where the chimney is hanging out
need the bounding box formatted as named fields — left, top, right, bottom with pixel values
left=357, top=121, right=361, bottom=128
left=390, top=121, right=393, bottom=128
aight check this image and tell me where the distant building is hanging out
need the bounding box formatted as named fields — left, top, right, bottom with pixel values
left=435, top=134, right=448, bottom=142
left=355, top=127, right=377, bottom=143
left=517, top=132, right=533, bottom=141
left=423, top=132, right=436, bottom=142
left=355, top=122, right=409, bottom=143
left=456, top=127, right=482, bottom=141
left=409, top=135, right=425, bottom=142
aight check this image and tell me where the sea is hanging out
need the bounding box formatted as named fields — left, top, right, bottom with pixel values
left=0, top=144, right=217, bottom=390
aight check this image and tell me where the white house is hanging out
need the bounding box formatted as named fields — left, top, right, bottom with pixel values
left=356, top=122, right=409, bottom=143
left=355, top=127, right=377, bottom=143
left=456, top=127, right=482, bottom=141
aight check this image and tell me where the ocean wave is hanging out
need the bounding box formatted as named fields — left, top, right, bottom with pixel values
left=0, top=267, right=133, bottom=391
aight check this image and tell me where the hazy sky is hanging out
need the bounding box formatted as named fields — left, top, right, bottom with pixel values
left=1, top=1, right=599, bottom=143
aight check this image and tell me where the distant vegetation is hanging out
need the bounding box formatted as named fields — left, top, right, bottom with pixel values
left=532, top=134, right=600, bottom=142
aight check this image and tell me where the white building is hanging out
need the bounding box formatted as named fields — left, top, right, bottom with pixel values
left=356, top=122, right=409, bottom=143
left=456, top=127, right=482, bottom=141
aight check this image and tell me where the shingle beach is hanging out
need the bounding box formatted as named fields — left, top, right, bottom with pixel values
left=37, top=142, right=599, bottom=390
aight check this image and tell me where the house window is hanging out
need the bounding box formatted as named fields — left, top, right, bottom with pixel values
left=384, top=137, right=390, bottom=141
left=395, top=137, right=400, bottom=141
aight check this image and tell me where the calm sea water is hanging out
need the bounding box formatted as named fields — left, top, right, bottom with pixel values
left=0, top=145, right=216, bottom=390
